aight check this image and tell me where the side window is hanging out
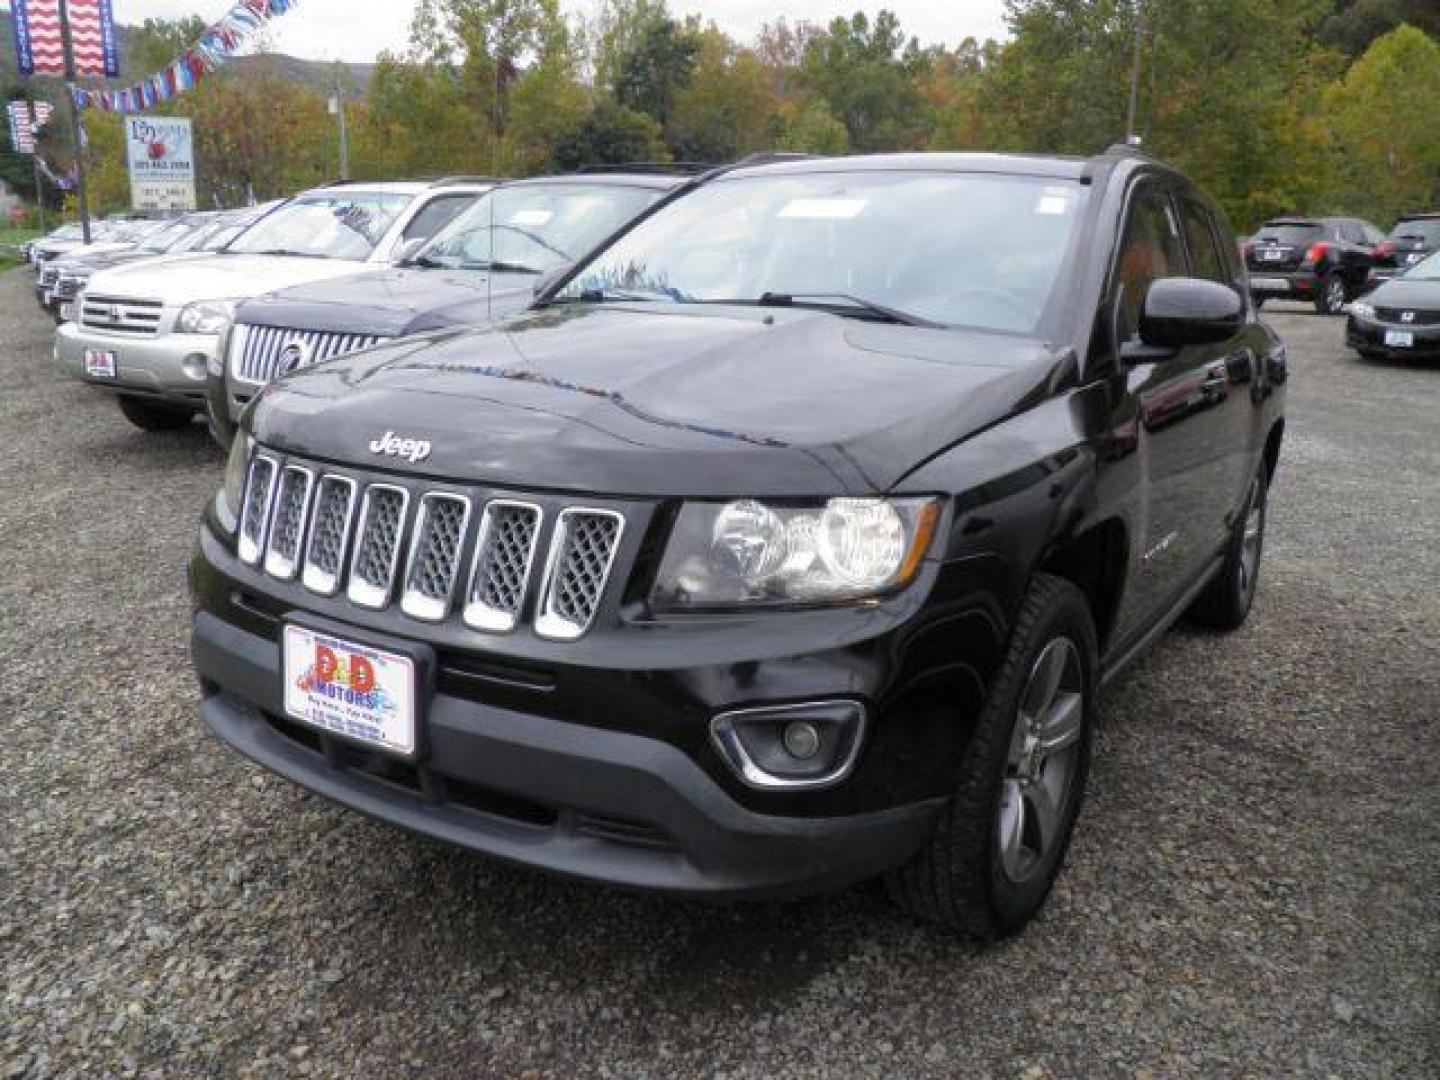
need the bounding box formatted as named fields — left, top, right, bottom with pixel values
left=1340, top=222, right=1364, bottom=245
left=1116, top=186, right=1187, bottom=342
left=1180, top=199, right=1227, bottom=283
left=402, top=194, right=477, bottom=243
left=1363, top=223, right=1386, bottom=245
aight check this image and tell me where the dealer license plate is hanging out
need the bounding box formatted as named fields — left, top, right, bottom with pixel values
left=1250, top=277, right=1288, bottom=291
left=84, top=349, right=117, bottom=378
left=282, top=624, right=417, bottom=756
left=1260, top=249, right=1285, bottom=261
left=59, top=302, right=75, bottom=322
left=1384, top=330, right=1414, bottom=348
left=1406, top=253, right=1424, bottom=265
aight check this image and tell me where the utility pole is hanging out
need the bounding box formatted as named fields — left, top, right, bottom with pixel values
left=1124, top=0, right=1145, bottom=146
left=328, top=74, right=350, bottom=182
left=57, top=0, right=93, bottom=241
left=33, top=156, right=47, bottom=233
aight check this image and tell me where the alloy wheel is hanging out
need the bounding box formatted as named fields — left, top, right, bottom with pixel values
left=1325, top=277, right=1346, bottom=313
left=1238, top=477, right=1265, bottom=603
left=996, top=637, right=1085, bottom=884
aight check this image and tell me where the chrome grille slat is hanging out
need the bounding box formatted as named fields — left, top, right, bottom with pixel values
left=347, top=485, right=409, bottom=610
left=400, top=494, right=472, bottom=621
left=232, top=324, right=389, bottom=385
left=463, top=502, right=542, bottom=633
left=263, top=466, right=315, bottom=580
left=535, top=510, right=624, bottom=641
left=237, top=456, right=279, bottom=565
left=80, top=294, right=164, bottom=336
left=301, top=476, right=358, bottom=596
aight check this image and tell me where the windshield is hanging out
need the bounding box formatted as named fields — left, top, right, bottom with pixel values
left=227, top=192, right=410, bottom=260
left=418, top=183, right=663, bottom=275
left=1254, top=222, right=1322, bottom=244
left=557, top=171, right=1088, bottom=333
left=136, top=218, right=196, bottom=253
left=1390, top=218, right=1440, bottom=245
left=1402, top=251, right=1440, bottom=280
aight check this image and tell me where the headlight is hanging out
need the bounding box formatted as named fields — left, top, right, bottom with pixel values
left=176, top=299, right=238, bottom=335
left=651, top=497, right=939, bottom=608
left=1350, top=300, right=1375, bottom=320
left=216, top=432, right=252, bottom=533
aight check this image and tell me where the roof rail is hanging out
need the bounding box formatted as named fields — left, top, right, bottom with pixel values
left=734, top=152, right=819, bottom=166
left=1102, top=142, right=1155, bottom=159
left=431, top=175, right=509, bottom=186
left=573, top=161, right=715, bottom=175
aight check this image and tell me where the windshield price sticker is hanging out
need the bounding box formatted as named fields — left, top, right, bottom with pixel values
left=1036, top=188, right=1073, bottom=216
left=511, top=209, right=554, bottom=225
left=778, top=198, right=869, bottom=220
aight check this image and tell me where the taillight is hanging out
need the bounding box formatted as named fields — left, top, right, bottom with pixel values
left=1304, top=242, right=1330, bottom=265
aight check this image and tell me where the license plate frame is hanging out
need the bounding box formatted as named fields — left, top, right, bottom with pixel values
left=1260, top=249, right=1285, bottom=262
left=1384, top=330, right=1414, bottom=348
left=1250, top=277, right=1289, bottom=292
left=281, top=622, right=426, bottom=758
left=84, top=349, right=117, bottom=378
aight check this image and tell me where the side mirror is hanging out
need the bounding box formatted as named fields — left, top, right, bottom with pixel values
left=393, top=237, right=426, bottom=265
left=532, top=263, right=573, bottom=298
left=1139, top=277, right=1244, bottom=349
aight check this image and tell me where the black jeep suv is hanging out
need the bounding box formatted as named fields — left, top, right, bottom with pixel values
left=190, top=148, right=1286, bottom=938
left=1370, top=212, right=1440, bottom=284
left=1245, top=215, right=1384, bottom=314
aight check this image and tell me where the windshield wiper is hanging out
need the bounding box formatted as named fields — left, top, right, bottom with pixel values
left=461, top=259, right=541, bottom=275
left=752, top=292, right=942, bottom=327
left=248, top=248, right=330, bottom=259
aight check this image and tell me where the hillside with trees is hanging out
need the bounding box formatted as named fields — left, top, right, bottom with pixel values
left=3, top=0, right=1437, bottom=229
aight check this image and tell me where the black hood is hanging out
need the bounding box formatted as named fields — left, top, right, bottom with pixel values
left=237, top=266, right=540, bottom=337
left=1367, top=276, right=1440, bottom=310
left=249, top=304, right=1068, bottom=498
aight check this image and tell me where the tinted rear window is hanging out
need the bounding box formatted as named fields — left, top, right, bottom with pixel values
left=1255, top=223, right=1322, bottom=244
left=1390, top=219, right=1440, bottom=244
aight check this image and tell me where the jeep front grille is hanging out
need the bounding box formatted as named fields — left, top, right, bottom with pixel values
left=81, top=294, right=164, bottom=336
left=535, top=510, right=625, bottom=642
left=464, top=502, right=542, bottom=633
left=231, top=324, right=388, bottom=386
left=401, top=494, right=472, bottom=622
left=348, top=486, right=409, bottom=609
left=231, top=450, right=628, bottom=640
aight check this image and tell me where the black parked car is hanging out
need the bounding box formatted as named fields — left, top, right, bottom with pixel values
left=1348, top=251, right=1440, bottom=361
left=1245, top=216, right=1384, bottom=314
left=208, top=172, right=686, bottom=448
left=190, top=147, right=1286, bottom=938
left=1369, top=212, right=1440, bottom=284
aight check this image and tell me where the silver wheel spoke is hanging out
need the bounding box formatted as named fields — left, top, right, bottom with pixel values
left=1038, top=692, right=1083, bottom=754
left=1022, top=640, right=1067, bottom=722
left=1024, top=781, right=1062, bottom=855
left=997, top=779, right=1027, bottom=880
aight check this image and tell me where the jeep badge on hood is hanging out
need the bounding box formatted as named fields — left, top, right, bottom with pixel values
left=368, top=430, right=431, bottom=463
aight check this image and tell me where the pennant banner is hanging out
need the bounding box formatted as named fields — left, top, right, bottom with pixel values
left=72, top=0, right=302, bottom=114
left=4, top=99, right=55, bottom=154
left=11, top=0, right=120, bottom=79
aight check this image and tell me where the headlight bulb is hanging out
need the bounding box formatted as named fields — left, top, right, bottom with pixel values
left=710, top=499, right=788, bottom=584
left=817, top=498, right=906, bottom=587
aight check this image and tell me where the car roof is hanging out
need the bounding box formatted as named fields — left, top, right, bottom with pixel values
left=295, top=181, right=431, bottom=197
left=1396, top=211, right=1440, bottom=221
left=498, top=172, right=688, bottom=191
left=722, top=151, right=1093, bottom=181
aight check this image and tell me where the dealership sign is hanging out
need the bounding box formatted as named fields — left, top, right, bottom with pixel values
left=125, top=115, right=196, bottom=210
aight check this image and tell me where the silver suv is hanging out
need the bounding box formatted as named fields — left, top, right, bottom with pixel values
left=54, top=179, right=492, bottom=432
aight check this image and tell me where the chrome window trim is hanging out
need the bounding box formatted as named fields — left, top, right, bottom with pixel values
left=301, top=475, right=359, bottom=597
left=534, top=507, right=625, bottom=642
left=462, top=500, right=544, bottom=634
left=236, top=455, right=279, bottom=566
left=400, top=492, right=473, bottom=623
left=346, top=484, right=411, bottom=610
left=262, top=465, right=316, bottom=581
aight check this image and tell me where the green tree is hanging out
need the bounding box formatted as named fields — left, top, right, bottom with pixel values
left=552, top=98, right=667, bottom=170
left=776, top=100, right=851, bottom=155
left=1319, top=24, right=1440, bottom=222
left=613, top=15, right=699, bottom=130
left=796, top=11, right=927, bottom=151
left=667, top=27, right=779, bottom=162
left=1319, top=1, right=1440, bottom=57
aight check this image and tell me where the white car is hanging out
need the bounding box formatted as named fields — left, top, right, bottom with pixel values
left=54, top=179, right=491, bottom=431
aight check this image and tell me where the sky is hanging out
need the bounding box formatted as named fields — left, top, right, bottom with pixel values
left=26, top=1, right=1010, bottom=64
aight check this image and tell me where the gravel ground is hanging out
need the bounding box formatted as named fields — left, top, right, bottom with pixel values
left=2, top=269, right=1437, bottom=1078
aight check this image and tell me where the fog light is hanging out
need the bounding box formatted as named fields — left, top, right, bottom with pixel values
left=182, top=353, right=208, bottom=381
left=782, top=721, right=821, bottom=760
left=711, top=700, right=866, bottom=790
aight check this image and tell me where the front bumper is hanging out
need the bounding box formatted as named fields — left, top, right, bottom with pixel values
left=54, top=321, right=218, bottom=405
left=192, top=608, right=944, bottom=898
left=1347, top=315, right=1440, bottom=359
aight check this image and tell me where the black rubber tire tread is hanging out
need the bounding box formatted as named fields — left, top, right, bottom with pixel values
left=117, top=394, right=196, bottom=432
left=1188, top=461, right=1269, bottom=630
left=1313, top=273, right=1346, bottom=316
left=886, top=572, right=1097, bottom=940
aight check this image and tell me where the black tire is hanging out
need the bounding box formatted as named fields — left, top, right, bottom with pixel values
left=1314, top=273, right=1347, bottom=316
left=1188, top=462, right=1269, bottom=630
left=887, top=573, right=1098, bottom=939
left=117, top=394, right=196, bottom=432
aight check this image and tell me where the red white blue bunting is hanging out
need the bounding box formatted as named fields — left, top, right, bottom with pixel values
left=71, top=0, right=302, bottom=113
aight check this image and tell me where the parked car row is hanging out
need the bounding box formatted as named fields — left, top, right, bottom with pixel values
left=30, top=148, right=1294, bottom=937
left=1243, top=210, right=1440, bottom=315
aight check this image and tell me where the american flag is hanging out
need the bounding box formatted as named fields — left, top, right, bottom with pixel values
left=11, top=0, right=121, bottom=79
left=7, top=102, right=37, bottom=154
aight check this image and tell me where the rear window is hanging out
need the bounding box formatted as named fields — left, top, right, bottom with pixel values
left=1390, top=218, right=1440, bottom=244
left=1255, top=222, right=1321, bottom=244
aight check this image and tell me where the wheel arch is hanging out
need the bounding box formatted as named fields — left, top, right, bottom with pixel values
left=1034, top=517, right=1129, bottom=655
left=1262, top=418, right=1285, bottom=481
